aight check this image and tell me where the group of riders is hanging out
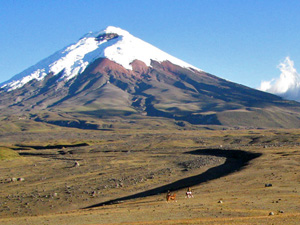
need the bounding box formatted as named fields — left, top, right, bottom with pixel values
left=166, top=187, right=193, bottom=201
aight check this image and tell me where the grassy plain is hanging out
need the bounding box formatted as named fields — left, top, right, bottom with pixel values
left=1, top=118, right=300, bottom=224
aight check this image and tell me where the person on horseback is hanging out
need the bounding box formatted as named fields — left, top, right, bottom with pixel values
left=166, top=190, right=176, bottom=202
left=186, top=187, right=193, bottom=198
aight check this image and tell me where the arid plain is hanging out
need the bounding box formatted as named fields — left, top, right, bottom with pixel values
left=1, top=117, right=300, bottom=224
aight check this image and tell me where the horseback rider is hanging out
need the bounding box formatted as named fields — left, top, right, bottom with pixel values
left=186, top=187, right=193, bottom=198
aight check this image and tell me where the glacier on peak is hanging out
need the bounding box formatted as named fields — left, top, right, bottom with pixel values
left=1, top=26, right=200, bottom=92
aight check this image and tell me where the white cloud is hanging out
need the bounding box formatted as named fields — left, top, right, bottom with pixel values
left=259, top=57, right=300, bottom=101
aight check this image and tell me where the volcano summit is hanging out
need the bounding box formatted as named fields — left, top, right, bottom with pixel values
left=1, top=26, right=197, bottom=92
left=1, top=26, right=300, bottom=128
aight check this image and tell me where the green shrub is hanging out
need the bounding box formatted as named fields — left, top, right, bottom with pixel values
left=0, top=147, right=20, bottom=160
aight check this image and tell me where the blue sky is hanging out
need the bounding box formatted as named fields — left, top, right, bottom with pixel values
left=1, top=0, right=300, bottom=89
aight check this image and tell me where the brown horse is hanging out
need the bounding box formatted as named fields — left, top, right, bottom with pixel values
left=166, top=191, right=176, bottom=202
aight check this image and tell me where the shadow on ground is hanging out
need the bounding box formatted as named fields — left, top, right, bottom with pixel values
left=83, top=148, right=261, bottom=209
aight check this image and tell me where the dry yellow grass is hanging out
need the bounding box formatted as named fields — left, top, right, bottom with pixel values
left=1, top=127, right=300, bottom=224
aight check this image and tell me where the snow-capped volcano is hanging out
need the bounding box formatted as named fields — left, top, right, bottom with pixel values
left=1, top=26, right=198, bottom=92
left=2, top=26, right=300, bottom=128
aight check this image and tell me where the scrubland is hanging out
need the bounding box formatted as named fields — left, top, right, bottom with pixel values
left=1, top=118, right=300, bottom=224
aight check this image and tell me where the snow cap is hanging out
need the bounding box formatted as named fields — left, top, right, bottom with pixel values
left=1, top=26, right=200, bottom=91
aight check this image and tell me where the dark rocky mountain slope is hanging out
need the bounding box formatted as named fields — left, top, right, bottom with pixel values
left=1, top=58, right=300, bottom=128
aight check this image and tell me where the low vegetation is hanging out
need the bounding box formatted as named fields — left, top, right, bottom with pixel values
left=0, top=147, right=20, bottom=160
left=1, top=119, right=300, bottom=224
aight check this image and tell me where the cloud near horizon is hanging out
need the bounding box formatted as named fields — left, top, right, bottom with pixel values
left=259, top=57, right=300, bottom=102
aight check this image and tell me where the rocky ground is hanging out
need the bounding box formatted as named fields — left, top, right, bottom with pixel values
left=1, top=127, right=300, bottom=224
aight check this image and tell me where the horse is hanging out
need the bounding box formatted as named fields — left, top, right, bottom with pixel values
left=166, top=191, right=176, bottom=202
